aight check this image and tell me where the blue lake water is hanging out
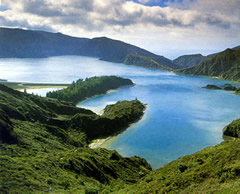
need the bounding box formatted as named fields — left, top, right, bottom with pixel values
left=1, top=56, right=240, bottom=169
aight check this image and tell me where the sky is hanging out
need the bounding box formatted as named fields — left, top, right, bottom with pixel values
left=0, top=0, right=239, bottom=59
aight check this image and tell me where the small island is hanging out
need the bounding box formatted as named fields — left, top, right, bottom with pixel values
left=47, top=76, right=134, bottom=104
left=224, top=85, right=237, bottom=91
left=203, top=84, right=222, bottom=90
left=203, top=84, right=238, bottom=92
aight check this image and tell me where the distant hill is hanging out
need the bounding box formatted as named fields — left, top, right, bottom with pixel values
left=0, top=28, right=88, bottom=58
left=180, top=48, right=240, bottom=82
left=173, top=54, right=207, bottom=68
left=173, top=45, right=240, bottom=70
left=80, top=36, right=178, bottom=69
left=0, top=27, right=175, bottom=70
left=124, top=54, right=172, bottom=70
left=233, top=45, right=240, bottom=51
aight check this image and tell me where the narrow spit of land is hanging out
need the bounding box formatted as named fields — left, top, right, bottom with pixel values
left=0, top=81, right=70, bottom=90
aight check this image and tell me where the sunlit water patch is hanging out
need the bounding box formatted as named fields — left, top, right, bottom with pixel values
left=20, top=88, right=63, bottom=97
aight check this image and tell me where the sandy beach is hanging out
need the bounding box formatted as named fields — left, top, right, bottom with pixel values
left=89, top=137, right=111, bottom=148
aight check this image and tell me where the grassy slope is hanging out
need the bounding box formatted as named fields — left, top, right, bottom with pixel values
left=0, top=84, right=150, bottom=193
left=223, top=119, right=240, bottom=138
left=180, top=49, right=240, bottom=82
left=2, top=81, right=240, bottom=193
left=115, top=139, right=240, bottom=193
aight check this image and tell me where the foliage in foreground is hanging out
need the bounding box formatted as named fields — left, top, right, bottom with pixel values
left=224, top=118, right=240, bottom=138
left=2, top=82, right=240, bottom=193
left=0, top=84, right=150, bottom=193
left=47, top=76, right=134, bottom=104
left=114, top=139, right=240, bottom=193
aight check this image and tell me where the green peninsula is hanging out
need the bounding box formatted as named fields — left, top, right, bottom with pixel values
left=2, top=78, right=240, bottom=193
left=0, top=84, right=150, bottom=193
left=47, top=76, right=134, bottom=104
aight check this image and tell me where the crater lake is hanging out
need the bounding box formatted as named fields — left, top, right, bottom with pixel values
left=1, top=55, right=240, bottom=169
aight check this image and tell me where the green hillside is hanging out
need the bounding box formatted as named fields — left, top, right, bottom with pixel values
left=82, top=37, right=176, bottom=69
left=0, top=84, right=150, bottom=193
left=2, top=81, right=240, bottom=193
left=124, top=54, right=171, bottom=70
left=173, top=54, right=207, bottom=68
left=116, top=139, right=240, bottom=193
left=233, top=45, right=240, bottom=51
left=224, top=118, right=240, bottom=138
left=110, top=120, right=240, bottom=193
left=180, top=48, right=240, bottom=82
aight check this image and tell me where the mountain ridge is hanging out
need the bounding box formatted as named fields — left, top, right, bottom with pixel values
left=180, top=48, right=240, bottom=82
left=173, top=53, right=207, bottom=68
left=0, top=27, right=176, bottom=69
left=173, top=44, right=240, bottom=70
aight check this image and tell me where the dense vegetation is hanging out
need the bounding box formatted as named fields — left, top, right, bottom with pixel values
left=47, top=76, right=134, bottom=104
left=71, top=100, right=146, bottom=140
left=223, top=119, right=240, bottom=138
left=116, top=139, right=240, bottom=193
left=2, top=80, right=240, bottom=192
left=0, top=84, right=150, bottom=193
left=0, top=27, right=175, bottom=70
left=180, top=48, right=240, bottom=82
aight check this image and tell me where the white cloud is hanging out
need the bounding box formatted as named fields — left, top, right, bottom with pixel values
left=138, top=0, right=158, bottom=3
left=0, top=0, right=239, bottom=59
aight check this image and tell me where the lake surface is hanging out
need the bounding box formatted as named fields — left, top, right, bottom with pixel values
left=1, top=56, right=240, bottom=169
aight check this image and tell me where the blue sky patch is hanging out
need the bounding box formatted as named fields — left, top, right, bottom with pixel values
left=0, top=5, right=10, bottom=12
left=127, top=0, right=194, bottom=7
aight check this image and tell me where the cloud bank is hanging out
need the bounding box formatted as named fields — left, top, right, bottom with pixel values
left=0, top=0, right=239, bottom=58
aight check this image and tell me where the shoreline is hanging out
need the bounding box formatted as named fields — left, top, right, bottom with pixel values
left=0, top=81, right=70, bottom=90
left=89, top=104, right=147, bottom=149
left=89, top=137, right=113, bottom=148
left=1, top=81, right=145, bottom=150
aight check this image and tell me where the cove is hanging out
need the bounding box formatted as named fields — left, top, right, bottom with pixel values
left=1, top=56, right=240, bottom=169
